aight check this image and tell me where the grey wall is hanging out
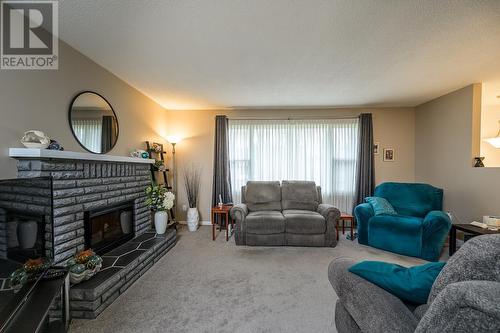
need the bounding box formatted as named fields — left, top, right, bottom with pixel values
left=415, top=84, right=500, bottom=222
left=0, top=41, right=169, bottom=179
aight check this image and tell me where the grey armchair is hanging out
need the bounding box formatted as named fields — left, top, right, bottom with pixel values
left=328, top=234, right=500, bottom=333
left=230, top=181, right=340, bottom=247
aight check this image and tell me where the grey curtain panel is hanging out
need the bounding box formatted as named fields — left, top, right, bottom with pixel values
left=101, top=116, right=116, bottom=152
left=212, top=115, right=233, bottom=207
left=353, top=113, right=375, bottom=212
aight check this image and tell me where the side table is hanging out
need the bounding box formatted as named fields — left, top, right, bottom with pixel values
left=338, top=213, right=355, bottom=241
left=211, top=205, right=234, bottom=241
left=449, top=223, right=500, bottom=256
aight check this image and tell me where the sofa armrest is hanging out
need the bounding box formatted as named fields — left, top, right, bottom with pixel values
left=230, top=204, right=248, bottom=245
left=317, top=204, right=340, bottom=247
left=230, top=203, right=248, bottom=221
left=421, top=210, right=451, bottom=261
left=354, top=203, right=374, bottom=245
left=416, top=281, right=500, bottom=333
left=328, top=258, right=418, bottom=333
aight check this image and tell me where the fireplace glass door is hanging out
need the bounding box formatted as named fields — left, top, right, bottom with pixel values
left=84, top=201, right=134, bottom=254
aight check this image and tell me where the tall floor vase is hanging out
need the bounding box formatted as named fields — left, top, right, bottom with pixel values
left=187, top=208, right=199, bottom=232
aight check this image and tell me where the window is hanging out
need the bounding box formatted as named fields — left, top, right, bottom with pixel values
left=228, top=118, right=359, bottom=213
left=72, top=119, right=102, bottom=152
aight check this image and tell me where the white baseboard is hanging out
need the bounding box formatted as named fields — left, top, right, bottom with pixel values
left=177, top=220, right=211, bottom=226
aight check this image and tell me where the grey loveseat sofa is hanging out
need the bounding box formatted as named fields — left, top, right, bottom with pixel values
left=328, top=234, right=500, bottom=333
left=230, top=181, right=340, bottom=247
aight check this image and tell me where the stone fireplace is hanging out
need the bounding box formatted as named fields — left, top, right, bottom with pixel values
left=7, top=148, right=177, bottom=318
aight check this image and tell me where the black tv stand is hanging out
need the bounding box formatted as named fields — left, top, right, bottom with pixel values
left=0, top=265, right=70, bottom=333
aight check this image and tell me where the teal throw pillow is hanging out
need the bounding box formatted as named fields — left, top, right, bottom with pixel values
left=365, top=196, right=397, bottom=216
left=348, top=261, right=446, bottom=304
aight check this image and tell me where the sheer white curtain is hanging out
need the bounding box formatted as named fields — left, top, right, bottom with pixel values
left=228, top=118, right=359, bottom=213
left=72, top=119, right=102, bottom=153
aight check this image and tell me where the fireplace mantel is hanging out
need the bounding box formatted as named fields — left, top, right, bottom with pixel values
left=9, top=148, right=154, bottom=164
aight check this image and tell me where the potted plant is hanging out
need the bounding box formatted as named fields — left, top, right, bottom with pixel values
left=183, top=165, right=201, bottom=232
left=145, top=184, right=175, bottom=234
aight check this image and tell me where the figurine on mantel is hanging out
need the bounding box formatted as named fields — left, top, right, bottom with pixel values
left=130, top=149, right=150, bottom=159
left=20, top=130, right=50, bottom=149
left=48, top=139, right=64, bottom=151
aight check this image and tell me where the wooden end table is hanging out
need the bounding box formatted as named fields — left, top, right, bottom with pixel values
left=449, top=223, right=500, bottom=256
left=338, top=213, right=355, bottom=241
left=211, top=205, right=234, bottom=241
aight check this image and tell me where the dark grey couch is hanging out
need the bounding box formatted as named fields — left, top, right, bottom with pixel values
left=230, top=181, right=340, bottom=247
left=328, top=234, right=500, bottom=333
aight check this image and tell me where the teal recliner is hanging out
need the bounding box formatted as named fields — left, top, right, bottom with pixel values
left=354, top=182, right=451, bottom=261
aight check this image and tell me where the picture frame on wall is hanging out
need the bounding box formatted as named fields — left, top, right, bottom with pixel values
left=383, top=148, right=395, bottom=162
left=373, top=142, right=380, bottom=155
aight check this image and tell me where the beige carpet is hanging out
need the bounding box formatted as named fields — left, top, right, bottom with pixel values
left=70, top=226, right=448, bottom=333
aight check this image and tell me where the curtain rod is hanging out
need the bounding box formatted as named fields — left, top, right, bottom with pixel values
left=228, top=115, right=360, bottom=121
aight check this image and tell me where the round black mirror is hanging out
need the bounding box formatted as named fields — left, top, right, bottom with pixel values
left=69, top=91, right=119, bottom=154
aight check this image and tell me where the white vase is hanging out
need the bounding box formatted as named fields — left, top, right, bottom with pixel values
left=120, top=210, right=133, bottom=234
left=17, top=220, right=38, bottom=249
left=7, top=220, right=19, bottom=248
left=154, top=211, right=168, bottom=235
left=187, top=207, right=199, bottom=232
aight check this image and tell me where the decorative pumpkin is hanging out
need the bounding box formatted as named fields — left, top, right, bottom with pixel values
left=75, top=249, right=94, bottom=264
left=70, top=264, right=86, bottom=274
left=66, top=249, right=102, bottom=284
left=86, top=255, right=103, bottom=270
left=9, top=257, right=51, bottom=289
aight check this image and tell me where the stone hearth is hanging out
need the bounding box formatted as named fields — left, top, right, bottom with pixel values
left=59, top=229, right=176, bottom=319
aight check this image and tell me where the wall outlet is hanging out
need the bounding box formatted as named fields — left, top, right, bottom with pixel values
left=182, top=204, right=187, bottom=212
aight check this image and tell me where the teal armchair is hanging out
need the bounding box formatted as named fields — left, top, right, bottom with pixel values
left=354, top=182, right=451, bottom=261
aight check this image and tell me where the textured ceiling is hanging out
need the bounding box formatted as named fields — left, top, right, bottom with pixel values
left=58, top=0, right=500, bottom=110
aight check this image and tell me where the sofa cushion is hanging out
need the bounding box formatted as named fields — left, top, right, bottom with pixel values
left=246, top=211, right=285, bottom=234
left=244, top=181, right=282, bottom=212
left=374, top=182, right=443, bottom=217
left=281, top=181, right=319, bottom=211
left=368, top=215, right=423, bottom=258
left=283, top=209, right=326, bottom=234
left=365, top=197, right=398, bottom=216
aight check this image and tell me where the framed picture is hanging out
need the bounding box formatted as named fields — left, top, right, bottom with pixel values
left=373, top=142, right=380, bottom=155
left=383, top=148, right=395, bottom=162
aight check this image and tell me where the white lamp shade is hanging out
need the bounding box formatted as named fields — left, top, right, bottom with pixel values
left=166, top=135, right=182, bottom=144
left=484, top=137, right=500, bottom=148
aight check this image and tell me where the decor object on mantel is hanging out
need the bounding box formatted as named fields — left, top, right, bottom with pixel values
left=145, top=184, right=175, bottom=234
left=20, top=130, right=50, bottom=149
left=48, top=139, right=64, bottom=150
left=66, top=249, right=103, bottom=284
left=183, top=164, right=201, bottom=232
left=130, top=149, right=150, bottom=158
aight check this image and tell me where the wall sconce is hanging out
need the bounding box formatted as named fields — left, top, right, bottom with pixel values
left=484, top=121, right=500, bottom=148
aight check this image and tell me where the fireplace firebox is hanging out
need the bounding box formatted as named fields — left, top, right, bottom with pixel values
left=84, top=201, right=135, bottom=255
